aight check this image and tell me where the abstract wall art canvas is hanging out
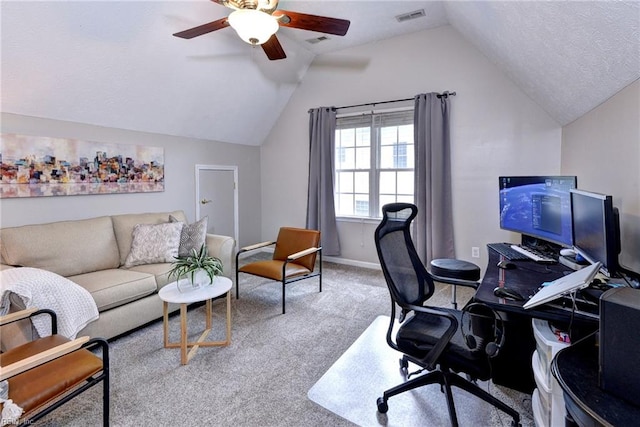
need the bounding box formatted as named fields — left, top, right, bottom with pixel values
left=0, top=134, right=164, bottom=198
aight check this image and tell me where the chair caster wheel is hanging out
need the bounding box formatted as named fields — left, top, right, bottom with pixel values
left=399, top=357, right=409, bottom=377
left=377, top=397, right=388, bottom=413
left=399, top=357, right=408, bottom=370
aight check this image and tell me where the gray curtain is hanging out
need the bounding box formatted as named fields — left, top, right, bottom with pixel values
left=306, top=107, right=341, bottom=256
left=413, top=93, right=455, bottom=263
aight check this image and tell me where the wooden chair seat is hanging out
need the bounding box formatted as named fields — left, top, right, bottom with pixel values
left=238, top=260, right=311, bottom=281
left=1, top=334, right=103, bottom=418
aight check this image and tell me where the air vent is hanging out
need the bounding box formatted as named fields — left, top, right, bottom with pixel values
left=306, top=36, right=330, bottom=44
left=395, top=9, right=426, bottom=23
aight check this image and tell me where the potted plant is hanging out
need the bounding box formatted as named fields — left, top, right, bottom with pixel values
left=168, top=244, right=224, bottom=292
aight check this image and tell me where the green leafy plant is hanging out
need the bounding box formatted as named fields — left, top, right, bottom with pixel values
left=168, top=244, right=223, bottom=286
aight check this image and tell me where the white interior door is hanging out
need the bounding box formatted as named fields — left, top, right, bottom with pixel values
left=196, top=165, right=238, bottom=246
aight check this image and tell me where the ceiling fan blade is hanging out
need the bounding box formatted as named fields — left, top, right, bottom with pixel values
left=173, top=18, right=229, bottom=39
left=273, top=10, right=350, bottom=36
left=261, top=35, right=287, bottom=60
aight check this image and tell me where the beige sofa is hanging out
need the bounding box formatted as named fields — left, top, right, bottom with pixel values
left=0, top=210, right=235, bottom=340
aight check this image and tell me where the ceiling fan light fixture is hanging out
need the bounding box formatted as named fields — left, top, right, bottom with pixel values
left=228, top=9, right=279, bottom=45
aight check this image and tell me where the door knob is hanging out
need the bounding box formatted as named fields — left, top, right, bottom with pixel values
left=200, top=199, right=212, bottom=205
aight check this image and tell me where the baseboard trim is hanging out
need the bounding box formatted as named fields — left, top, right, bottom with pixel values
left=323, top=256, right=380, bottom=270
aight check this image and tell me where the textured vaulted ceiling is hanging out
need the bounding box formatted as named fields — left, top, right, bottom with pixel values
left=2, top=1, right=639, bottom=146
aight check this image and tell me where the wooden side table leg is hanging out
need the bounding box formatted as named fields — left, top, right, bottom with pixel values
left=226, top=290, right=232, bottom=344
left=163, top=301, right=169, bottom=348
left=206, top=298, right=212, bottom=330
left=180, top=303, right=188, bottom=365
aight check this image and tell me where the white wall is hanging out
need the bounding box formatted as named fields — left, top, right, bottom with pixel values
left=0, top=113, right=263, bottom=248
left=261, top=25, right=562, bottom=269
left=562, top=80, right=640, bottom=273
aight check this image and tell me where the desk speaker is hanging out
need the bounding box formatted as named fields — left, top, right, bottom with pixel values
left=599, top=287, right=640, bottom=406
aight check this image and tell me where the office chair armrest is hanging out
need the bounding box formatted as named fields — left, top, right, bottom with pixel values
left=287, top=246, right=321, bottom=261
left=406, top=303, right=459, bottom=371
left=0, top=336, right=90, bottom=381
left=428, top=273, right=479, bottom=289
left=238, top=241, right=276, bottom=253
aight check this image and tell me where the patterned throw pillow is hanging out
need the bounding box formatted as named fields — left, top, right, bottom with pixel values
left=170, top=215, right=208, bottom=257
left=124, top=221, right=183, bottom=267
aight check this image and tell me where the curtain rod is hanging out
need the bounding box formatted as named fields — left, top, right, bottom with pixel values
left=332, top=91, right=456, bottom=111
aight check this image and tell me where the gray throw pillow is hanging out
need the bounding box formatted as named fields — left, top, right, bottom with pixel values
left=170, top=215, right=208, bottom=257
left=124, top=221, right=183, bottom=267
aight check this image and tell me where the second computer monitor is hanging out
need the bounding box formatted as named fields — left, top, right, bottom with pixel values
left=570, top=189, right=620, bottom=277
left=499, top=176, right=577, bottom=247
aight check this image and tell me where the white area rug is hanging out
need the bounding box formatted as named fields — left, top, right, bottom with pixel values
left=308, top=315, right=534, bottom=426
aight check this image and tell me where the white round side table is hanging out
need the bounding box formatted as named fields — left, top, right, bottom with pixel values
left=158, top=276, right=232, bottom=365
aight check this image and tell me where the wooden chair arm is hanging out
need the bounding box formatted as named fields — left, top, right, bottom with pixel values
left=0, top=308, right=58, bottom=334
left=239, top=241, right=276, bottom=253
left=0, top=308, right=39, bottom=326
left=287, top=246, right=322, bottom=261
left=0, top=336, right=90, bottom=381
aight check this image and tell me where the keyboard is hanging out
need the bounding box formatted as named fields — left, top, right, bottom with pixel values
left=487, top=243, right=556, bottom=263
left=487, top=243, right=529, bottom=260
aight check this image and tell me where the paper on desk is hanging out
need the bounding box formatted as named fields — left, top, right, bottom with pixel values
left=523, top=262, right=602, bottom=309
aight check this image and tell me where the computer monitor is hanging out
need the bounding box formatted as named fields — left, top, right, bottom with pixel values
left=499, top=176, right=577, bottom=247
left=570, top=189, right=620, bottom=277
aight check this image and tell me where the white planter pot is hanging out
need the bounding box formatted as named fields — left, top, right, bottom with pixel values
left=177, top=269, right=216, bottom=292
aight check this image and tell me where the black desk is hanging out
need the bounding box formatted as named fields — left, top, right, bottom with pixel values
left=476, top=249, right=600, bottom=324
left=552, top=333, right=640, bottom=426
left=473, top=248, right=599, bottom=392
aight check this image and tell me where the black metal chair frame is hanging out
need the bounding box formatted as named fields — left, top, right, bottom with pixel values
left=2, top=308, right=110, bottom=426
left=235, top=242, right=322, bottom=314
left=374, top=203, right=521, bottom=427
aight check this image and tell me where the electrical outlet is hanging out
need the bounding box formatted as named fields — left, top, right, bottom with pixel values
left=471, top=247, right=480, bottom=258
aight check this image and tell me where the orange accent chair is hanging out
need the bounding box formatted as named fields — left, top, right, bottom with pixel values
left=0, top=308, right=109, bottom=426
left=235, top=227, right=322, bottom=314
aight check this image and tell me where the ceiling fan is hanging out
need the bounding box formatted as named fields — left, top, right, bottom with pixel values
left=173, top=0, right=351, bottom=61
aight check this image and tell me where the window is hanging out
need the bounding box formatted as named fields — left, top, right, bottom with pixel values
left=334, top=110, right=414, bottom=218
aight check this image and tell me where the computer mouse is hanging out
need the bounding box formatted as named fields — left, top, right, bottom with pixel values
left=493, top=286, right=525, bottom=301
left=560, top=248, right=576, bottom=257
left=497, top=260, right=517, bottom=270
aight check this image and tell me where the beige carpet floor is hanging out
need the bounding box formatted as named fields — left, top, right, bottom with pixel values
left=33, top=260, right=533, bottom=426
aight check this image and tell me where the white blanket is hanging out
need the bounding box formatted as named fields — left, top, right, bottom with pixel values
left=0, top=267, right=99, bottom=339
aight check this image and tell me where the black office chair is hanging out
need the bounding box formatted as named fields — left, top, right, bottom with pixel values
left=374, top=203, right=520, bottom=426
